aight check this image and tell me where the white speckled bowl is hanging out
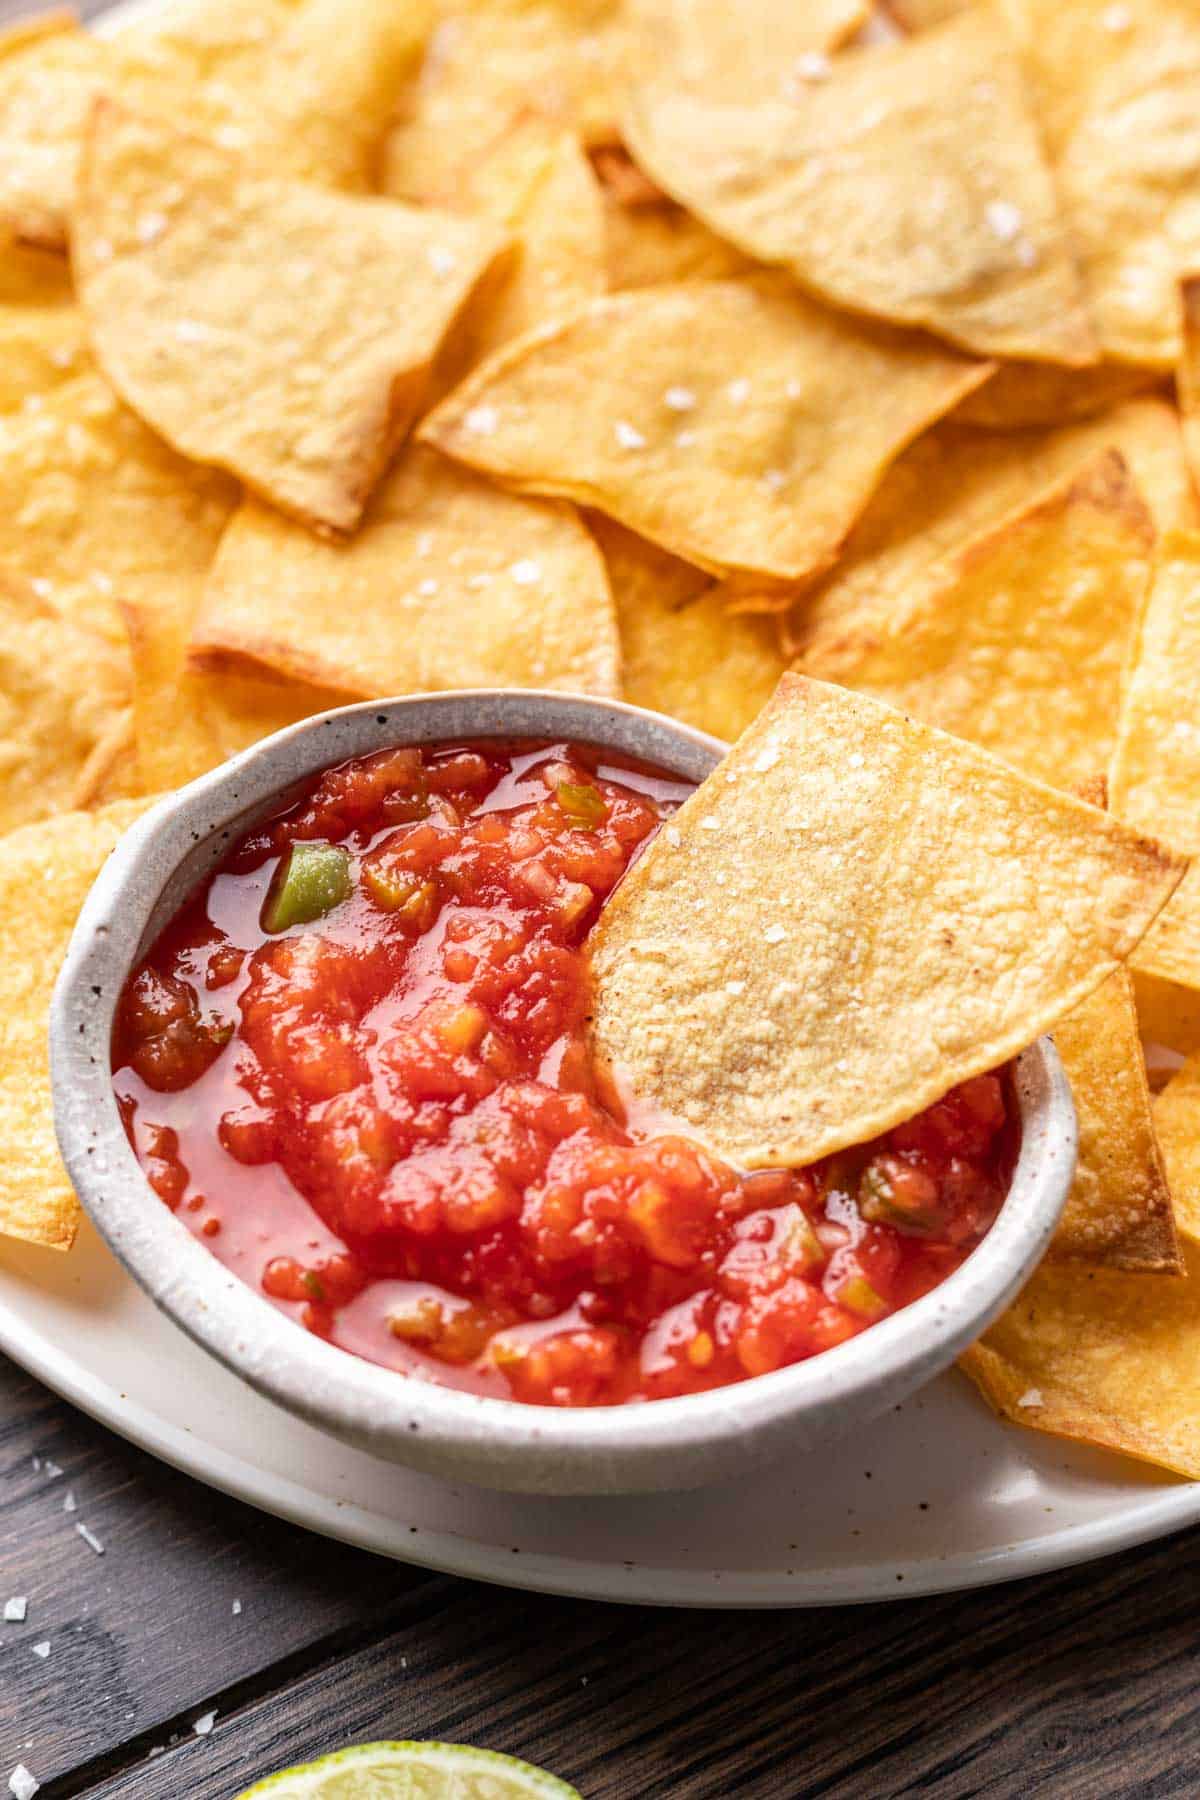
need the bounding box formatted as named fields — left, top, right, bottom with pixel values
left=51, top=691, right=1076, bottom=1496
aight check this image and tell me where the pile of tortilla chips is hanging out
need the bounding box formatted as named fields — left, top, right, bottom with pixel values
left=2, top=0, right=1200, bottom=1486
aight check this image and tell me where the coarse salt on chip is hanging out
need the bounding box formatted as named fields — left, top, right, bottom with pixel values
left=622, top=9, right=1093, bottom=363
left=420, top=279, right=990, bottom=585
left=588, top=673, right=1185, bottom=1171
left=626, top=0, right=869, bottom=108
left=0, top=371, right=234, bottom=646
left=0, top=798, right=151, bottom=1251
left=783, top=398, right=1193, bottom=646
left=797, top=451, right=1155, bottom=792
left=593, top=515, right=786, bottom=742
left=75, top=102, right=511, bottom=535
left=0, top=0, right=431, bottom=252
left=1009, top=0, right=1200, bottom=368
left=188, top=446, right=621, bottom=702
left=1109, top=532, right=1200, bottom=992
left=0, top=572, right=130, bottom=834
left=1048, top=970, right=1181, bottom=1274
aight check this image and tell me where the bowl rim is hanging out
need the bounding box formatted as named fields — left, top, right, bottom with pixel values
left=50, top=689, right=1076, bottom=1483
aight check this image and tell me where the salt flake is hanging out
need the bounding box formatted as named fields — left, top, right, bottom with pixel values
left=614, top=420, right=646, bottom=451
left=763, top=923, right=787, bottom=945
left=192, top=1711, right=217, bottom=1737
left=726, top=378, right=751, bottom=404
left=427, top=245, right=457, bottom=279
left=75, top=1523, right=104, bottom=1556
left=4, top=1598, right=27, bottom=1623
left=664, top=385, right=696, bottom=412
left=1017, top=1388, right=1044, bottom=1410
left=510, top=559, right=542, bottom=585
left=752, top=746, right=781, bottom=774
left=31, top=1644, right=49, bottom=1661
left=985, top=200, right=1024, bottom=243
left=8, top=1766, right=38, bottom=1800
left=464, top=405, right=498, bottom=436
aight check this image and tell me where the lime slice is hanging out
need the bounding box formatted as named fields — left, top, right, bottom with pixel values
left=235, top=1740, right=583, bottom=1799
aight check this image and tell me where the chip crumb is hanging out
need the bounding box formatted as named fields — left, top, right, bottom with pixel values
left=1017, top=1387, right=1045, bottom=1409
left=614, top=420, right=646, bottom=451
left=8, top=1765, right=38, bottom=1800
left=75, top=1523, right=104, bottom=1556
left=4, top=1598, right=27, bottom=1623
left=192, top=1711, right=217, bottom=1737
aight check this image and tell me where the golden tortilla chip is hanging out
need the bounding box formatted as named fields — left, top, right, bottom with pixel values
left=1049, top=971, right=1181, bottom=1273
left=0, top=372, right=234, bottom=645
left=1135, top=971, right=1200, bottom=1064
left=0, top=572, right=130, bottom=834
left=447, top=118, right=607, bottom=374
left=797, top=452, right=1155, bottom=791
left=785, top=398, right=1192, bottom=647
left=420, top=280, right=990, bottom=585
left=959, top=1242, right=1200, bottom=1481
left=1153, top=1054, right=1200, bottom=1243
left=1011, top=0, right=1200, bottom=368
left=626, top=0, right=869, bottom=106
left=0, top=797, right=150, bottom=1250
left=886, top=0, right=972, bottom=25
left=124, top=591, right=348, bottom=796
left=594, top=516, right=786, bottom=741
left=1177, top=275, right=1200, bottom=487
left=75, top=103, right=511, bottom=535
left=953, top=359, right=1160, bottom=430
left=588, top=673, right=1185, bottom=1171
left=601, top=187, right=752, bottom=291
left=382, top=0, right=627, bottom=205
left=73, top=707, right=142, bottom=811
left=189, top=445, right=621, bottom=700
left=0, top=235, right=72, bottom=306
left=0, top=304, right=89, bottom=413
left=622, top=11, right=1093, bottom=363
left=0, top=0, right=430, bottom=252
left=1109, top=532, right=1200, bottom=991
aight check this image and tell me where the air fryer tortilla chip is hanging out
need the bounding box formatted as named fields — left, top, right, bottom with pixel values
left=601, top=185, right=752, bottom=291
left=954, top=359, right=1160, bottom=431
left=1011, top=0, right=1200, bottom=368
left=1153, top=1054, right=1200, bottom=1244
left=588, top=673, right=1185, bottom=1171
left=1109, top=532, right=1200, bottom=992
left=785, top=398, right=1192, bottom=649
left=0, top=572, right=130, bottom=834
left=1136, top=972, right=1200, bottom=1064
left=0, top=0, right=430, bottom=252
left=0, top=797, right=150, bottom=1250
left=594, top=516, right=786, bottom=742
left=623, top=11, right=1092, bottom=363
left=0, top=372, right=234, bottom=645
left=797, top=452, right=1155, bottom=791
left=1050, top=971, right=1181, bottom=1273
left=959, top=1243, right=1200, bottom=1481
left=189, top=446, right=620, bottom=701
left=382, top=0, right=627, bottom=205
left=887, top=0, right=971, bottom=25
left=1177, top=276, right=1200, bottom=486
left=626, top=0, right=869, bottom=107
left=0, top=305, right=89, bottom=413
left=420, top=280, right=990, bottom=585
left=75, top=103, right=511, bottom=535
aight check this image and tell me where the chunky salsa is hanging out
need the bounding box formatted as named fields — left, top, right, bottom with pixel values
left=112, top=739, right=1015, bottom=1408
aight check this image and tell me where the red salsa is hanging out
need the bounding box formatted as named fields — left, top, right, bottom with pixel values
left=112, top=740, right=1015, bottom=1408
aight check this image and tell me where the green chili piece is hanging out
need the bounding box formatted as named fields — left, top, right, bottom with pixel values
left=556, top=780, right=607, bottom=830
left=261, top=841, right=353, bottom=934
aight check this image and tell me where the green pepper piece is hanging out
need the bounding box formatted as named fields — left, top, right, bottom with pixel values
left=837, top=1273, right=889, bottom=1321
left=261, top=841, right=352, bottom=933
left=556, top=780, right=607, bottom=830
left=859, top=1157, right=945, bottom=1236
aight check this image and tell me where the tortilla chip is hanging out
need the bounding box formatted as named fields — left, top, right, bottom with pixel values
left=0, top=572, right=130, bottom=834
left=953, top=359, right=1160, bottom=430
left=602, top=189, right=752, bottom=290
left=1153, top=1055, right=1200, bottom=1244
left=1108, top=533, right=1200, bottom=991
left=1049, top=971, right=1181, bottom=1273
left=1135, top=971, right=1200, bottom=1064
left=0, top=0, right=430, bottom=252
left=75, top=104, right=511, bottom=536
left=0, top=372, right=234, bottom=645
left=382, top=0, right=627, bottom=205
left=0, top=304, right=89, bottom=413
left=626, top=0, right=869, bottom=106
left=447, top=119, right=607, bottom=374
left=1011, top=0, right=1200, bottom=368
left=1178, top=275, right=1200, bottom=488
left=588, top=673, right=1185, bottom=1171
left=124, top=591, right=348, bottom=795
left=622, top=11, right=1093, bottom=363
left=0, top=797, right=150, bottom=1250
left=785, top=398, right=1192, bottom=648
left=959, top=1242, right=1200, bottom=1481
left=188, top=445, right=621, bottom=701
left=73, top=707, right=142, bottom=810
left=797, top=452, right=1155, bottom=792
left=886, top=0, right=971, bottom=25
left=0, top=235, right=72, bottom=306
left=420, top=280, right=990, bottom=585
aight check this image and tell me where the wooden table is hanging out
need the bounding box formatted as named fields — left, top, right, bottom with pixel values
left=3, top=1345, right=1200, bottom=1799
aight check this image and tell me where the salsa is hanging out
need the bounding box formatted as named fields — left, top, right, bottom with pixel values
left=112, top=739, right=1015, bottom=1408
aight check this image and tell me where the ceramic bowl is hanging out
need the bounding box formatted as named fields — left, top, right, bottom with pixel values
left=51, top=691, right=1077, bottom=1496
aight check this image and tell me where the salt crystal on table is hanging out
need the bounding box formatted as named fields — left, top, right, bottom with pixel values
left=8, top=1766, right=38, bottom=1800
left=192, top=1712, right=217, bottom=1737
left=31, top=1644, right=49, bottom=1661
left=4, top=1598, right=27, bottom=1623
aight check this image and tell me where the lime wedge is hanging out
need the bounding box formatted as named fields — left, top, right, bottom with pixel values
left=235, top=1741, right=583, bottom=1799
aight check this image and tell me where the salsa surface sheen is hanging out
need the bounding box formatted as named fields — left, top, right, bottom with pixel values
left=112, top=739, right=1015, bottom=1408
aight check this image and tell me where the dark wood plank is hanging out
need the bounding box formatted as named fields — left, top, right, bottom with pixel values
left=0, top=1355, right=439, bottom=1792
left=73, top=1521, right=1200, bottom=1800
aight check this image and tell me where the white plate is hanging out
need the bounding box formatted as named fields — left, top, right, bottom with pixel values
left=1, top=1220, right=1195, bottom=1607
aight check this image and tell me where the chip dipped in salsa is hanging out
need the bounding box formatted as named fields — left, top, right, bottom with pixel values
left=111, top=739, right=1016, bottom=1408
